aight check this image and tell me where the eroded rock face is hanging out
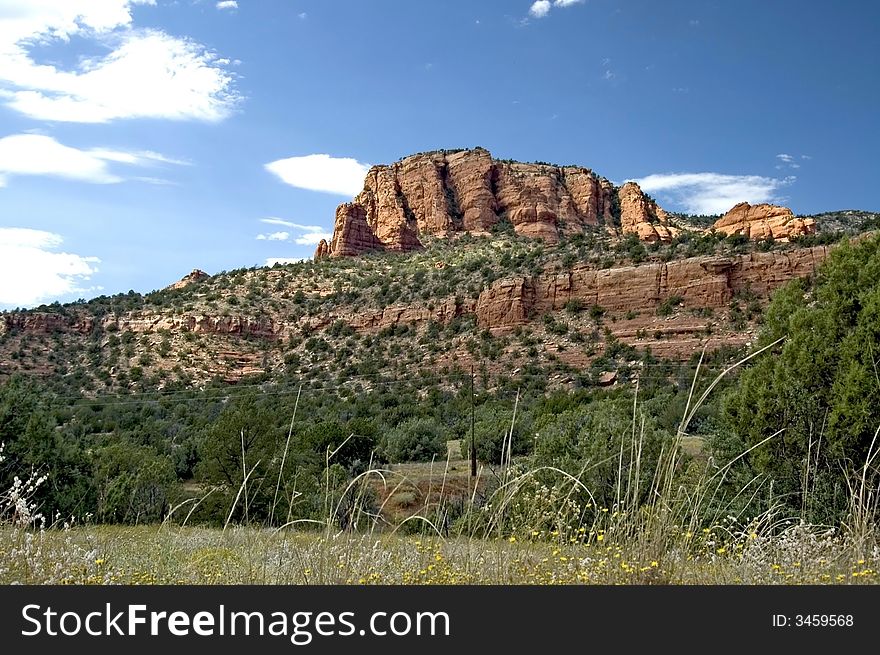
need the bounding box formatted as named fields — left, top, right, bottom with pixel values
left=329, top=203, right=386, bottom=257
left=713, top=202, right=817, bottom=241
left=618, top=182, right=676, bottom=243
left=109, top=314, right=277, bottom=339
left=314, top=239, right=330, bottom=259
left=475, top=246, right=829, bottom=331
left=0, top=312, right=93, bottom=335
left=318, top=148, right=663, bottom=256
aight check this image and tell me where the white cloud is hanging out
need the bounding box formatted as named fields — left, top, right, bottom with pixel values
left=529, top=1, right=551, bottom=18
left=293, top=231, right=332, bottom=246
left=255, top=218, right=332, bottom=246
left=0, top=1, right=238, bottom=123
left=775, top=153, right=806, bottom=171
left=264, top=154, right=370, bottom=196
left=265, top=257, right=306, bottom=267
left=529, top=0, right=583, bottom=18
left=132, top=176, right=178, bottom=186
left=89, top=149, right=191, bottom=166
left=0, top=133, right=185, bottom=186
left=0, top=228, right=100, bottom=307
left=298, top=12, right=307, bottom=20
left=255, top=231, right=290, bottom=241
left=215, top=1, right=238, bottom=9
left=260, top=217, right=323, bottom=230
left=633, top=172, right=795, bottom=215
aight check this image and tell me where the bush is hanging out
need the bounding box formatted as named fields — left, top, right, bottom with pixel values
left=723, top=234, right=880, bottom=523
left=380, top=418, right=447, bottom=463
left=472, top=403, right=533, bottom=465
left=657, top=295, right=684, bottom=317
left=530, top=398, right=668, bottom=510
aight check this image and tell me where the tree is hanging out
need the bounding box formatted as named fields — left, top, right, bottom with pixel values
left=195, top=393, right=281, bottom=521
left=93, top=441, right=175, bottom=523
left=472, top=402, right=532, bottom=465
left=723, top=235, right=880, bottom=523
left=530, top=398, right=668, bottom=511
left=0, top=376, right=95, bottom=519
left=380, top=417, right=447, bottom=463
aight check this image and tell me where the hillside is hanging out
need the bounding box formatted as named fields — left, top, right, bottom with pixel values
left=0, top=220, right=872, bottom=397
left=1, top=149, right=877, bottom=396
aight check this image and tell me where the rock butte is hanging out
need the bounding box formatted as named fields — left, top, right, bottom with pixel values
left=712, top=202, right=817, bottom=241
left=313, top=149, right=817, bottom=259
left=314, top=148, right=677, bottom=258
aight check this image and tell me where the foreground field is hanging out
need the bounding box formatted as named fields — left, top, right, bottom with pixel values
left=1, top=524, right=877, bottom=585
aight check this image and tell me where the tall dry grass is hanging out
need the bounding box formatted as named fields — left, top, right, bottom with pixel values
left=1, top=339, right=878, bottom=584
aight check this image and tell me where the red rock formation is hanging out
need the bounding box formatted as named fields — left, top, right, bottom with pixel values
left=329, top=203, right=385, bottom=256
left=314, top=239, right=330, bottom=259
left=0, top=312, right=93, bottom=335
left=108, top=314, right=278, bottom=339
left=317, top=149, right=665, bottom=257
left=167, top=269, right=209, bottom=290
left=475, top=246, right=829, bottom=331
left=713, top=202, right=817, bottom=241
left=618, top=182, right=676, bottom=243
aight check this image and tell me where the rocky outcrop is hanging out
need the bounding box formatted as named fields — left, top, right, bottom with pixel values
left=314, top=239, right=330, bottom=259
left=167, top=269, right=209, bottom=290
left=0, top=312, right=94, bottom=335
left=618, top=181, right=676, bottom=243
left=3, top=246, right=830, bottom=343
left=108, top=314, right=278, bottom=339
left=475, top=246, right=829, bottom=331
left=318, top=148, right=665, bottom=257
left=713, top=203, right=817, bottom=241
left=328, top=203, right=387, bottom=257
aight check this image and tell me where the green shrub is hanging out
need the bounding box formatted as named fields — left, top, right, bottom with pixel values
left=723, top=234, right=880, bottom=524
left=380, top=418, right=447, bottom=463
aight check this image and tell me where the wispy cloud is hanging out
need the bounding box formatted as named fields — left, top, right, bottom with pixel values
left=260, top=217, right=323, bottom=230
left=264, top=154, right=370, bottom=196
left=633, top=172, right=796, bottom=215
left=0, top=133, right=186, bottom=187
left=255, top=231, right=290, bottom=241
left=0, top=228, right=100, bottom=308
left=0, top=1, right=239, bottom=123
left=215, top=1, right=238, bottom=10
left=775, top=153, right=805, bottom=170
left=293, top=231, right=333, bottom=246
left=528, top=0, right=585, bottom=19
left=256, top=219, right=332, bottom=247
left=132, top=176, right=179, bottom=186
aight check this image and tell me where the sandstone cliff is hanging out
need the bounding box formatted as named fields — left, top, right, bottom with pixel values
left=4, top=246, right=827, bottom=342
left=475, top=246, right=829, bottom=331
left=618, top=181, right=677, bottom=243
left=314, top=148, right=671, bottom=258
left=713, top=202, right=817, bottom=241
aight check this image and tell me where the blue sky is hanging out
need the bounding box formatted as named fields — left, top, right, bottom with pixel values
left=0, top=0, right=877, bottom=309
